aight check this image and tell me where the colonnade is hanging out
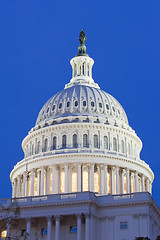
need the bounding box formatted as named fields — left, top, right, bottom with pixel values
left=6, top=214, right=90, bottom=240
left=12, top=163, right=151, bottom=198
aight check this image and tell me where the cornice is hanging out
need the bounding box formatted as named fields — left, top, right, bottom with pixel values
left=10, top=151, right=153, bottom=181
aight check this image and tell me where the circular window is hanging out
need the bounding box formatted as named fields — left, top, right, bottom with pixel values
left=112, top=106, right=115, bottom=112
left=52, top=105, right=56, bottom=111
left=91, top=101, right=95, bottom=107
left=106, top=104, right=109, bottom=110
left=75, top=101, right=78, bottom=107
left=99, top=102, right=102, bottom=108
left=59, top=103, right=62, bottom=109
left=46, top=107, right=49, bottom=113
left=67, top=101, right=70, bottom=108
left=83, top=101, right=87, bottom=107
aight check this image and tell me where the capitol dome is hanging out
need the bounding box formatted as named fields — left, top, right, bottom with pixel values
left=10, top=30, right=153, bottom=199
left=36, top=85, right=128, bottom=127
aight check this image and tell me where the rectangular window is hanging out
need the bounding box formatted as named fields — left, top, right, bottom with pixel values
left=70, top=226, right=77, bottom=233
left=22, top=229, right=27, bottom=236
left=120, top=222, right=128, bottom=230
left=1, top=230, right=7, bottom=238
left=42, top=228, right=47, bottom=235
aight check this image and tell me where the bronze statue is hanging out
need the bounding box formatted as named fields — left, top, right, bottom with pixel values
left=79, top=29, right=87, bottom=45
left=76, top=29, right=88, bottom=57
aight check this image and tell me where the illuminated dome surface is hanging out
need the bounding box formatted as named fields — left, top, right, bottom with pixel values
left=36, top=85, right=128, bottom=126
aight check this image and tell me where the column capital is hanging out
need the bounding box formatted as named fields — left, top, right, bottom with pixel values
left=84, top=213, right=90, bottom=218
left=76, top=213, right=82, bottom=218
left=26, top=217, right=31, bottom=222
left=104, top=163, right=108, bottom=168
left=111, top=166, right=116, bottom=171
left=121, top=168, right=126, bottom=175
left=54, top=215, right=61, bottom=221
left=47, top=216, right=53, bottom=221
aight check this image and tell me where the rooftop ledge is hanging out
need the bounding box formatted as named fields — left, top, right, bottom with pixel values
left=0, top=192, right=156, bottom=209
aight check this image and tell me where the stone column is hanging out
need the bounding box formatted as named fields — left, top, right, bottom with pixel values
left=116, top=166, right=120, bottom=194
left=47, top=216, right=52, bottom=240
left=65, top=163, right=69, bottom=193
left=37, top=169, right=40, bottom=195
left=126, top=168, right=130, bottom=193
left=30, top=169, right=34, bottom=196
left=41, top=166, right=44, bottom=195
left=6, top=219, right=11, bottom=238
left=142, top=174, right=145, bottom=192
left=85, top=213, right=90, bottom=240
left=26, top=218, right=31, bottom=239
left=77, top=214, right=82, bottom=240
left=100, top=165, right=104, bottom=195
left=90, top=163, right=94, bottom=192
left=77, top=163, right=82, bottom=192
left=146, top=178, right=150, bottom=192
left=49, top=134, right=52, bottom=151
left=17, top=175, right=20, bottom=197
left=25, top=173, right=28, bottom=197
left=111, top=167, right=115, bottom=194
left=13, top=179, right=16, bottom=198
left=45, top=167, right=50, bottom=195
left=135, top=171, right=138, bottom=192
left=104, top=164, right=108, bottom=195
left=52, top=164, right=57, bottom=194
left=22, top=172, right=25, bottom=197
left=121, top=169, right=125, bottom=194
left=55, top=216, right=60, bottom=240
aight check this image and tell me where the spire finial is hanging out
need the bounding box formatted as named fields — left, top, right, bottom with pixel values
left=76, top=29, right=88, bottom=57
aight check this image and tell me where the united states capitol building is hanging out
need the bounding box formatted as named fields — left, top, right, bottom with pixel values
left=1, top=30, right=160, bottom=240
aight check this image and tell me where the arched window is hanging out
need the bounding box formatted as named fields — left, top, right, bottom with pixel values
left=62, top=135, right=67, bottom=148
left=113, top=138, right=117, bottom=151
left=131, top=174, right=134, bottom=193
left=104, top=136, right=108, bottom=149
left=60, top=171, right=65, bottom=193
left=34, top=176, right=37, bottom=196
left=94, top=169, right=100, bottom=193
left=94, top=134, right=98, bottom=148
left=71, top=172, right=77, bottom=192
left=83, top=62, right=85, bottom=75
left=121, top=140, right=125, bottom=153
left=87, top=64, right=89, bottom=76
left=107, top=171, right=111, bottom=194
left=123, top=174, right=127, bottom=194
left=44, top=138, right=48, bottom=152
left=74, top=64, right=77, bottom=77
left=83, top=169, right=88, bottom=191
left=37, top=141, right=40, bottom=154
left=53, top=136, right=57, bottom=150
left=73, top=134, right=77, bottom=148
left=83, top=134, right=88, bottom=148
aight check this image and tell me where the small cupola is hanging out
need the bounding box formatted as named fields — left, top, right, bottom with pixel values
left=65, top=30, right=100, bottom=89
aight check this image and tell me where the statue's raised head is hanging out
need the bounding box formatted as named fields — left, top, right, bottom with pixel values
left=79, top=29, right=87, bottom=45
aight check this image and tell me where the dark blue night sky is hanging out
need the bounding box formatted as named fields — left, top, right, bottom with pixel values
left=0, top=1, right=160, bottom=205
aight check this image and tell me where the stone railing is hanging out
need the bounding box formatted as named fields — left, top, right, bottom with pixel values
left=0, top=192, right=153, bottom=208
